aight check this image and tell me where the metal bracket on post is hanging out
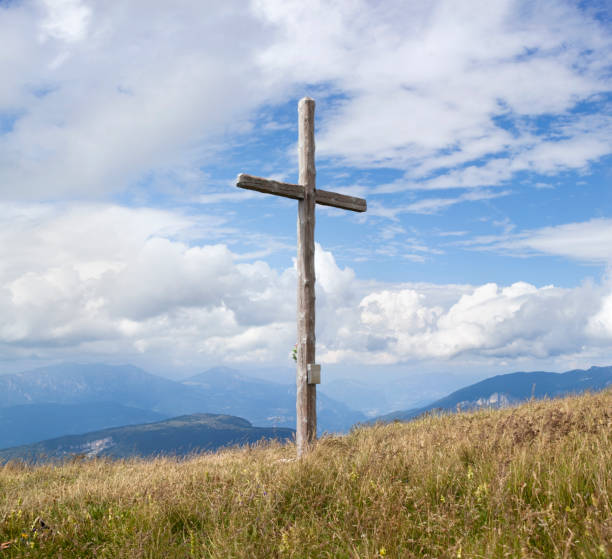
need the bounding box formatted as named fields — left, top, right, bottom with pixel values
left=307, top=363, right=321, bottom=385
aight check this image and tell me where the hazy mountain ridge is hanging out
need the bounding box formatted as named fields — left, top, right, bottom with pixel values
left=3, top=362, right=611, bottom=458
left=0, top=413, right=294, bottom=462
left=376, top=365, right=612, bottom=422
left=0, top=364, right=364, bottom=448
left=182, top=366, right=365, bottom=431
left=0, top=363, right=212, bottom=416
left=321, top=373, right=466, bottom=417
left=0, top=402, right=166, bottom=450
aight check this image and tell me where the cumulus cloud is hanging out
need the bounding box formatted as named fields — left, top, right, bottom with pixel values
left=2, top=204, right=611, bottom=373
left=320, top=279, right=609, bottom=366
left=0, top=204, right=297, bottom=368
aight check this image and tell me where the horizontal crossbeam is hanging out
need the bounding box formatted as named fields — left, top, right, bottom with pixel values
left=236, top=173, right=367, bottom=213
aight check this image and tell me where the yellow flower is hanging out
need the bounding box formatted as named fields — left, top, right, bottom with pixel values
left=379, top=547, right=387, bottom=556
left=475, top=482, right=488, bottom=500
left=279, top=532, right=290, bottom=554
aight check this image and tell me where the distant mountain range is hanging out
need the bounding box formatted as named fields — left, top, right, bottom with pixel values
left=183, top=366, right=364, bottom=431
left=321, top=372, right=466, bottom=417
left=0, top=363, right=364, bottom=450
left=0, top=413, right=294, bottom=462
left=0, top=363, right=211, bottom=415
left=1, top=362, right=610, bottom=460
left=0, top=402, right=165, bottom=449
left=375, top=365, right=612, bottom=422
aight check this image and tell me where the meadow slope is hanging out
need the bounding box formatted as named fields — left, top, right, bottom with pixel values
left=0, top=390, right=610, bottom=558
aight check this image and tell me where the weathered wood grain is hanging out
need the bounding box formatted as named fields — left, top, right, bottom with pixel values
left=316, top=188, right=366, bottom=212
left=236, top=174, right=303, bottom=201
left=296, top=97, right=317, bottom=457
left=237, top=174, right=366, bottom=213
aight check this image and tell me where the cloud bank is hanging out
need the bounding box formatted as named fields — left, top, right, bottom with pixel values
left=2, top=205, right=612, bottom=373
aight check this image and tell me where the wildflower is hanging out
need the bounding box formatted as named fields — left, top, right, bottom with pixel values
left=379, top=547, right=387, bottom=556
left=279, top=532, right=290, bottom=554
left=475, top=482, right=488, bottom=499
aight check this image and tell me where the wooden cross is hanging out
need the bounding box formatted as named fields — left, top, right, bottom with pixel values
left=236, top=97, right=367, bottom=457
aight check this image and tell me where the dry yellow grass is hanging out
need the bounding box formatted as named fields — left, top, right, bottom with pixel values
left=0, top=389, right=610, bottom=558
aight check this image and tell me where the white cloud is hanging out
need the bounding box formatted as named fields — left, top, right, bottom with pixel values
left=1, top=203, right=612, bottom=372
left=368, top=188, right=511, bottom=219
left=0, top=0, right=609, bottom=202
left=464, top=218, right=612, bottom=263
left=321, top=278, right=608, bottom=366
left=256, top=0, right=611, bottom=187
left=0, top=203, right=297, bottom=368
left=588, top=289, right=612, bottom=338
left=0, top=1, right=282, bottom=200
left=40, top=0, right=91, bottom=43
left=413, top=115, right=612, bottom=190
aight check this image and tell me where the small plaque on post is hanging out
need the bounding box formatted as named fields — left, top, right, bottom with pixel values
left=307, top=363, right=321, bottom=384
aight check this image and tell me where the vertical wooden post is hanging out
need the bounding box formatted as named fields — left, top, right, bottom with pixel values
left=236, top=97, right=366, bottom=458
left=296, top=97, right=316, bottom=457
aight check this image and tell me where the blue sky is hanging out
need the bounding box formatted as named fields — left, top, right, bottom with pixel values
left=0, top=0, right=611, bottom=385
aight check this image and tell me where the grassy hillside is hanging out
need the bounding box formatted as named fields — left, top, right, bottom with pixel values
left=376, top=365, right=612, bottom=422
left=0, top=390, right=609, bottom=558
